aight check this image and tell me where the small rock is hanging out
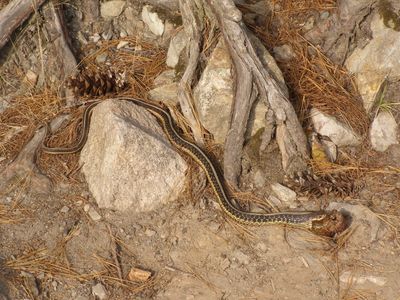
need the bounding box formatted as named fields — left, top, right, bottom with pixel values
left=320, top=137, right=338, bottom=162
left=282, top=257, right=291, bottom=264
left=77, top=31, right=88, bottom=45
left=199, top=198, right=206, bottom=210
left=208, top=221, right=221, bottom=232
left=320, top=11, right=330, bottom=20
left=100, top=1, right=126, bottom=19
left=303, top=16, right=315, bottom=31
left=220, top=257, right=230, bottom=270
left=311, top=108, right=361, bottom=147
left=0, top=96, right=10, bottom=114
left=299, top=256, right=309, bottom=268
left=101, top=30, right=113, bottom=41
left=128, top=267, right=152, bottom=281
left=20, top=272, right=39, bottom=296
left=340, top=271, right=386, bottom=287
left=233, top=250, right=250, bottom=265
left=273, top=44, right=296, bottom=61
left=141, top=5, right=164, bottom=36
left=95, top=53, right=108, bottom=64
left=328, top=203, right=382, bottom=243
left=370, top=110, right=398, bottom=152
left=162, top=19, right=176, bottom=41
left=270, top=183, right=296, bottom=204
left=148, top=83, right=178, bottom=103
left=91, top=33, right=101, bottom=43
left=153, top=69, right=176, bottom=86
left=116, top=41, right=129, bottom=49
left=252, top=169, right=266, bottom=188
left=92, top=283, right=107, bottom=300
left=166, top=29, right=187, bottom=68
left=86, top=205, right=102, bottom=221
left=256, top=242, right=267, bottom=252
left=60, top=206, right=70, bottom=213
left=25, top=70, right=38, bottom=86
left=145, top=228, right=156, bottom=237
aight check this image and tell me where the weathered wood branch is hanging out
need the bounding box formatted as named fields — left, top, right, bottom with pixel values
left=0, top=115, right=68, bottom=194
left=178, top=0, right=205, bottom=145
left=42, top=2, right=78, bottom=102
left=0, top=0, right=47, bottom=50
left=82, top=0, right=100, bottom=24
left=208, top=0, right=309, bottom=182
left=223, top=47, right=257, bottom=185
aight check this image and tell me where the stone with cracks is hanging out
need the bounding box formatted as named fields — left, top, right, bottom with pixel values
left=80, top=100, right=187, bottom=213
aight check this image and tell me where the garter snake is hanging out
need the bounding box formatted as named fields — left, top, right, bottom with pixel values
left=41, top=97, right=346, bottom=236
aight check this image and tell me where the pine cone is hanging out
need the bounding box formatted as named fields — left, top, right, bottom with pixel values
left=286, top=172, right=362, bottom=198
left=66, top=68, right=126, bottom=97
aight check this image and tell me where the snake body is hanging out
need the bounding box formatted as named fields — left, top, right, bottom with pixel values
left=42, top=97, right=346, bottom=236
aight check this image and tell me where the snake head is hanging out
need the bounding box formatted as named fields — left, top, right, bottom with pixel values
left=310, top=210, right=349, bottom=237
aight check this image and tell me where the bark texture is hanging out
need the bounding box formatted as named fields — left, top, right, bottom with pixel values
left=180, top=0, right=309, bottom=185
left=177, top=0, right=205, bottom=145
left=0, top=0, right=47, bottom=50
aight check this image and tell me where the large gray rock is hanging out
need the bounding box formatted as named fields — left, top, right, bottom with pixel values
left=80, top=100, right=187, bottom=213
left=193, top=36, right=285, bottom=144
left=345, top=12, right=400, bottom=112
left=370, top=111, right=398, bottom=152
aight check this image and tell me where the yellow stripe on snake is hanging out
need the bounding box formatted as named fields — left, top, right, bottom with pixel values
left=41, top=97, right=347, bottom=237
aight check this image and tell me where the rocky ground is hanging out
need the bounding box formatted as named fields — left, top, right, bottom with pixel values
left=1, top=0, right=400, bottom=299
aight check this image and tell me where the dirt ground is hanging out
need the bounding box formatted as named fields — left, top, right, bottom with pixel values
left=1, top=0, right=400, bottom=299
left=1, top=164, right=400, bottom=299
